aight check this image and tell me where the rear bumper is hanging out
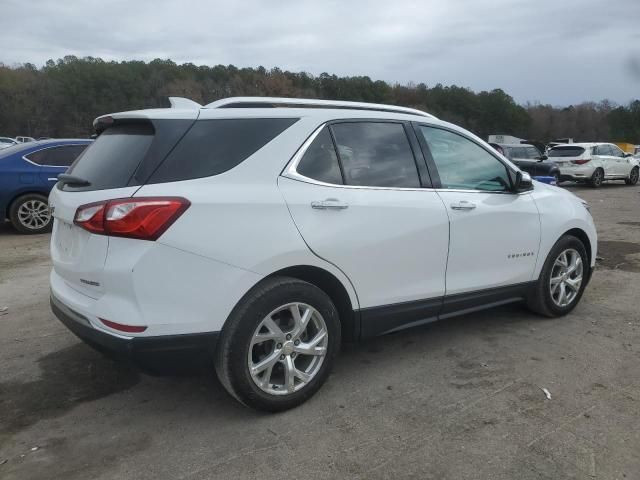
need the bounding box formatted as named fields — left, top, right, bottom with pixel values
left=51, top=294, right=219, bottom=374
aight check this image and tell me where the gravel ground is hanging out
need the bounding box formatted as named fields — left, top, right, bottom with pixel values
left=0, top=183, right=639, bottom=480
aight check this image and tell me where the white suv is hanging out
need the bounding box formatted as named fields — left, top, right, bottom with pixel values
left=49, top=97, right=597, bottom=411
left=548, top=143, right=640, bottom=187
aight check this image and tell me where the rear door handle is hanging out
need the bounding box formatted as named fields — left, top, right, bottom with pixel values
left=311, top=199, right=349, bottom=210
left=450, top=200, right=476, bottom=211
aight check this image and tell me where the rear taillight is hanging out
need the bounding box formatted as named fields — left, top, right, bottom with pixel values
left=74, top=197, right=190, bottom=240
left=571, top=159, right=591, bottom=165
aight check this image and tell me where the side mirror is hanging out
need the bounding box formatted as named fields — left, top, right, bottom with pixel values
left=515, top=171, right=533, bottom=192
left=624, top=153, right=632, bottom=158
left=537, top=154, right=548, bottom=161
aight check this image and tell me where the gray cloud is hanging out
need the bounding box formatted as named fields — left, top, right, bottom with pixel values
left=1, top=0, right=638, bottom=105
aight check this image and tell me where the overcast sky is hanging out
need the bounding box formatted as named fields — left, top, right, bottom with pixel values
left=2, top=0, right=639, bottom=106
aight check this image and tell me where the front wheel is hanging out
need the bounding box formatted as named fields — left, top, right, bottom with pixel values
left=215, top=277, right=341, bottom=412
left=625, top=166, right=639, bottom=185
left=9, top=194, right=52, bottom=234
left=527, top=235, right=589, bottom=317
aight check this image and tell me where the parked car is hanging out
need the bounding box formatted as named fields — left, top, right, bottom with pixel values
left=0, top=139, right=92, bottom=233
left=0, top=137, right=18, bottom=150
left=49, top=97, right=597, bottom=411
left=548, top=143, right=640, bottom=187
left=15, top=136, right=36, bottom=143
left=489, top=143, right=561, bottom=184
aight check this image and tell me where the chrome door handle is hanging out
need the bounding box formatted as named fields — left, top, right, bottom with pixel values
left=311, top=199, right=349, bottom=210
left=450, top=201, right=476, bottom=211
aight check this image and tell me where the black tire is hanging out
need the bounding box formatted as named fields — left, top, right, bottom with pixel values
left=9, top=193, right=52, bottom=234
left=526, top=235, right=589, bottom=317
left=625, top=166, right=639, bottom=185
left=215, top=276, right=341, bottom=412
left=589, top=168, right=604, bottom=188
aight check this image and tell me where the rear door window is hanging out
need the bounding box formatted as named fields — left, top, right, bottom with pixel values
left=25, top=144, right=88, bottom=167
left=296, top=128, right=343, bottom=185
left=329, top=122, right=420, bottom=188
left=149, top=118, right=298, bottom=183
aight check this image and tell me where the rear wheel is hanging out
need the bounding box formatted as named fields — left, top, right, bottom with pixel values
left=527, top=235, right=589, bottom=317
left=589, top=168, right=604, bottom=188
left=215, top=277, right=340, bottom=412
left=9, top=194, right=52, bottom=234
left=625, top=166, right=639, bottom=185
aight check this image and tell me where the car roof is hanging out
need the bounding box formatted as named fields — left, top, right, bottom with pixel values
left=94, top=96, right=440, bottom=126
left=494, top=143, right=537, bottom=148
left=549, top=143, right=606, bottom=148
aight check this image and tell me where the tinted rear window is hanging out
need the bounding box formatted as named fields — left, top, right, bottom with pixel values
left=63, top=123, right=154, bottom=191
left=148, top=118, right=298, bottom=183
left=548, top=146, right=586, bottom=157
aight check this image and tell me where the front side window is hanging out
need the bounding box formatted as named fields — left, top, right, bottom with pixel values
left=296, top=128, right=343, bottom=185
left=25, top=144, right=88, bottom=166
left=419, top=126, right=511, bottom=192
left=610, top=145, right=625, bottom=157
left=525, top=146, right=541, bottom=159
left=329, top=122, right=420, bottom=188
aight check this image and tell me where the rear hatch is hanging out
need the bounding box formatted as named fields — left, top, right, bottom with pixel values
left=49, top=115, right=197, bottom=298
left=547, top=146, right=589, bottom=168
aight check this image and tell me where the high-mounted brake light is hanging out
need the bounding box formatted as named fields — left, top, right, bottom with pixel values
left=74, top=197, right=190, bottom=240
left=571, top=159, right=591, bottom=165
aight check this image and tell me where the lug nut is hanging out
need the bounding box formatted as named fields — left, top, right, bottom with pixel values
left=286, top=334, right=292, bottom=340
left=279, top=354, right=285, bottom=360
left=276, top=343, right=282, bottom=349
left=294, top=340, right=300, bottom=346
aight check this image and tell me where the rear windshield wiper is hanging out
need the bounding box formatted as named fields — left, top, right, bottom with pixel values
left=57, top=174, right=91, bottom=187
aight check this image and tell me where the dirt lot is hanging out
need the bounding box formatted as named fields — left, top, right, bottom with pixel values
left=1, top=183, right=639, bottom=480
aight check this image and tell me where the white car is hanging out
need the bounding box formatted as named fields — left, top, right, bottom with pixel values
left=49, top=97, right=597, bottom=411
left=548, top=143, right=640, bottom=187
left=0, top=137, right=18, bottom=149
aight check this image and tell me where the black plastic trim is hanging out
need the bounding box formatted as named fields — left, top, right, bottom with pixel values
left=51, top=294, right=219, bottom=374
left=357, top=282, right=536, bottom=338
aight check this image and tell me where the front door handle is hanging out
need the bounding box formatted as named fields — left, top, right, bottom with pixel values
left=450, top=200, right=476, bottom=211
left=311, top=199, right=349, bottom=210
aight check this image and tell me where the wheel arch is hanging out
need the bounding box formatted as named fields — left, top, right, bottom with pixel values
left=265, top=265, right=359, bottom=342
left=562, top=227, right=592, bottom=267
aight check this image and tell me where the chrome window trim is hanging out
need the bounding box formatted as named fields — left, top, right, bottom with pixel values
left=22, top=143, right=88, bottom=168
left=282, top=123, right=531, bottom=195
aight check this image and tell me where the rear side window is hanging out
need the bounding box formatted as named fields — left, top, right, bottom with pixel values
left=525, top=146, right=541, bottom=158
left=548, top=146, right=586, bottom=157
left=296, top=128, right=343, bottom=185
left=64, top=123, right=154, bottom=191
left=25, top=144, right=88, bottom=167
left=149, top=118, right=298, bottom=183
left=330, top=122, right=420, bottom=188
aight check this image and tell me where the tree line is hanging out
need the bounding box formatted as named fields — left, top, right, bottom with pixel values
left=0, top=56, right=638, bottom=144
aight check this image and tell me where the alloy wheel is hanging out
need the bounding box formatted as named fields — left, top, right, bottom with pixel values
left=630, top=168, right=639, bottom=184
left=549, top=248, right=583, bottom=307
left=248, top=302, right=328, bottom=395
left=17, top=199, right=51, bottom=231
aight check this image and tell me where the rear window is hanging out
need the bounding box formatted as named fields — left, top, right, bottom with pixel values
left=148, top=118, right=298, bottom=184
left=63, top=123, right=154, bottom=191
left=548, top=146, right=586, bottom=157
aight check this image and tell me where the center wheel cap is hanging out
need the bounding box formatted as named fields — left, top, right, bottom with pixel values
left=282, top=341, right=295, bottom=355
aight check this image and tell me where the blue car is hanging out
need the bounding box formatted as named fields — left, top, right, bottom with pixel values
left=0, top=139, right=92, bottom=233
